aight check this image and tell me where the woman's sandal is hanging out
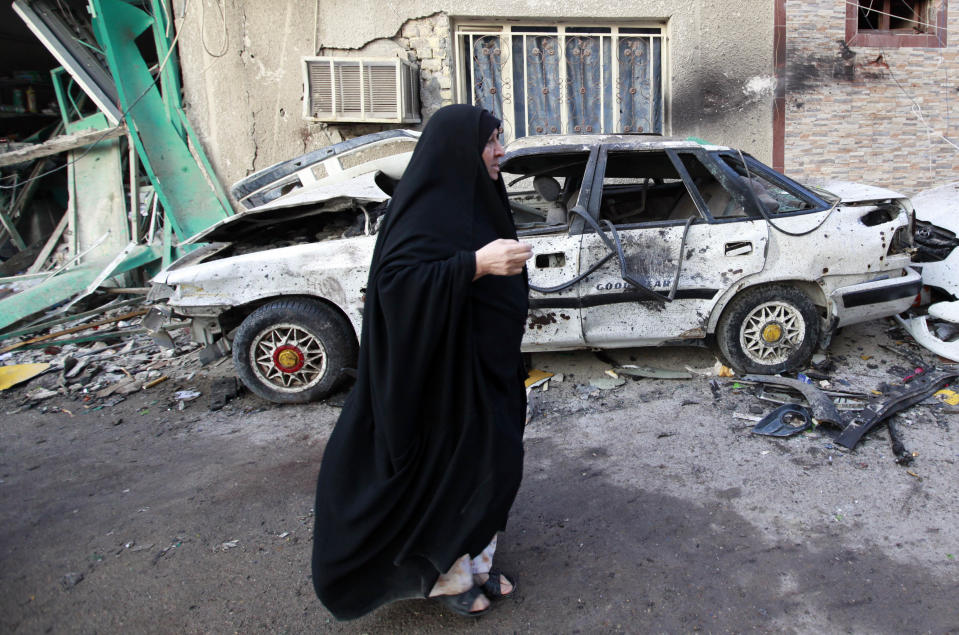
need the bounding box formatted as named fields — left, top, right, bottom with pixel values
left=435, top=585, right=491, bottom=617
left=478, top=568, right=517, bottom=600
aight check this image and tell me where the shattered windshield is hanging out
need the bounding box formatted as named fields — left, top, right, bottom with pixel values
left=719, top=154, right=816, bottom=215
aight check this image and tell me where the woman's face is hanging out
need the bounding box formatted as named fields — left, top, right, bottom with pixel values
left=481, top=129, right=505, bottom=180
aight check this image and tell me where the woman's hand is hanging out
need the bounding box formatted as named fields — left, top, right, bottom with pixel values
left=474, top=239, right=533, bottom=280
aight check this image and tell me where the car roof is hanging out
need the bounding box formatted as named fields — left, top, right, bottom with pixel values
left=504, top=134, right=729, bottom=156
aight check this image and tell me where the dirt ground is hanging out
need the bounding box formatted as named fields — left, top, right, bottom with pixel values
left=1, top=318, right=958, bottom=633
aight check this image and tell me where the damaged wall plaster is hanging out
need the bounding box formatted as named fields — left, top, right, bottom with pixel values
left=784, top=0, right=959, bottom=194
left=172, top=0, right=323, bottom=195
left=318, top=12, right=454, bottom=122
left=173, top=0, right=774, bottom=193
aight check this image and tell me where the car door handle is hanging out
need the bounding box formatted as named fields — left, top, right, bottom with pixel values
left=535, top=252, right=567, bottom=268
left=725, top=241, right=752, bottom=256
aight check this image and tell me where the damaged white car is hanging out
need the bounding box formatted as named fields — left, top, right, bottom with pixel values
left=147, top=132, right=920, bottom=403
left=897, top=182, right=959, bottom=361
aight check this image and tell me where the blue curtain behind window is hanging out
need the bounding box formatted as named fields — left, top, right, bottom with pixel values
left=469, top=31, right=662, bottom=138
left=618, top=37, right=661, bottom=133
left=524, top=35, right=561, bottom=135
left=471, top=35, right=505, bottom=122
left=565, top=36, right=603, bottom=133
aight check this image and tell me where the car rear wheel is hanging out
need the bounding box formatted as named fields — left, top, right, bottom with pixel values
left=717, top=285, right=820, bottom=375
left=232, top=298, right=356, bottom=403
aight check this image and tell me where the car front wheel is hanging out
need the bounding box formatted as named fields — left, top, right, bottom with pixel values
left=232, top=298, right=356, bottom=403
left=717, top=285, right=820, bottom=375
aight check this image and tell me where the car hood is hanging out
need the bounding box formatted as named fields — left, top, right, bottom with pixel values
left=814, top=180, right=907, bottom=204
left=156, top=236, right=376, bottom=287
left=911, top=182, right=959, bottom=233
left=185, top=171, right=390, bottom=244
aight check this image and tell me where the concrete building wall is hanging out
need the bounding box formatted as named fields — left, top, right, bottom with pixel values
left=784, top=0, right=958, bottom=194
left=173, top=1, right=775, bottom=194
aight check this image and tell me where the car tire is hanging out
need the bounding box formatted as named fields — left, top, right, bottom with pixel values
left=716, top=285, right=820, bottom=375
left=232, top=298, right=357, bottom=404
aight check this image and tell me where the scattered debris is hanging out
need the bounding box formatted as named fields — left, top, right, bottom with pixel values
left=174, top=390, right=201, bottom=402
left=753, top=384, right=867, bottom=411
left=616, top=365, right=692, bottom=380
left=26, top=386, right=58, bottom=400
left=210, top=378, right=242, bottom=411
left=151, top=539, right=182, bottom=566
left=589, top=375, right=626, bottom=390
left=810, top=354, right=834, bottom=373
left=717, top=363, right=735, bottom=378
left=0, top=309, right=148, bottom=354
left=741, top=374, right=841, bottom=427
left=751, top=404, right=814, bottom=437
left=836, top=371, right=959, bottom=451
left=896, top=310, right=959, bottom=363
left=886, top=420, right=913, bottom=465
left=934, top=389, right=959, bottom=406
left=142, top=375, right=168, bottom=390
left=525, top=369, right=554, bottom=389
left=709, top=379, right=721, bottom=400
left=0, top=362, right=49, bottom=390
left=60, top=572, right=84, bottom=588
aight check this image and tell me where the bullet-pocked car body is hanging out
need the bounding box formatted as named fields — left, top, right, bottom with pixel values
left=148, top=132, right=919, bottom=403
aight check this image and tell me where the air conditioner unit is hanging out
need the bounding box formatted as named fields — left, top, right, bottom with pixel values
left=303, top=57, right=421, bottom=124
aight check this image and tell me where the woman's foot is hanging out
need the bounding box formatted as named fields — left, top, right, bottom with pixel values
left=473, top=569, right=516, bottom=599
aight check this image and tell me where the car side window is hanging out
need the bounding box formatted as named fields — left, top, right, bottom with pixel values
left=674, top=153, right=749, bottom=219
left=503, top=153, right=588, bottom=231
left=597, top=150, right=746, bottom=225
left=597, top=151, right=688, bottom=225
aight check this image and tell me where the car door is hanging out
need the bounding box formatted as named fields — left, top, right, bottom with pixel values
left=503, top=148, right=597, bottom=350
left=578, top=146, right=770, bottom=347
left=522, top=230, right=584, bottom=349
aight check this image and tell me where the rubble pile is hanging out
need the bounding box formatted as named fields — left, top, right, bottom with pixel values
left=0, top=295, right=208, bottom=413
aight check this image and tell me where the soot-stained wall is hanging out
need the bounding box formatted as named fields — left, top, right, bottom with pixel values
left=172, top=1, right=775, bottom=194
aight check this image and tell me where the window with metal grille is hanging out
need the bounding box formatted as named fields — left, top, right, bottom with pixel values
left=846, top=0, right=948, bottom=47
left=454, top=24, right=665, bottom=141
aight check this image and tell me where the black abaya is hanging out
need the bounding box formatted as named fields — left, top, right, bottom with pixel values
left=311, top=105, right=528, bottom=620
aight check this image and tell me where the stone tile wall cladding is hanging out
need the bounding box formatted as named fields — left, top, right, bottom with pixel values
left=397, top=13, right=453, bottom=119
left=785, top=0, right=958, bottom=194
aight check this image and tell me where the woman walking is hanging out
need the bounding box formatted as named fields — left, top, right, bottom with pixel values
left=311, top=104, right=531, bottom=619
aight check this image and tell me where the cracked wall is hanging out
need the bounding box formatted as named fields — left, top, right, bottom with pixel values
left=173, top=0, right=775, bottom=196
left=318, top=13, right=453, bottom=121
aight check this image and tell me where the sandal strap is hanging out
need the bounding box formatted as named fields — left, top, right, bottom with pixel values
left=480, top=568, right=515, bottom=598
left=436, top=585, right=488, bottom=616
